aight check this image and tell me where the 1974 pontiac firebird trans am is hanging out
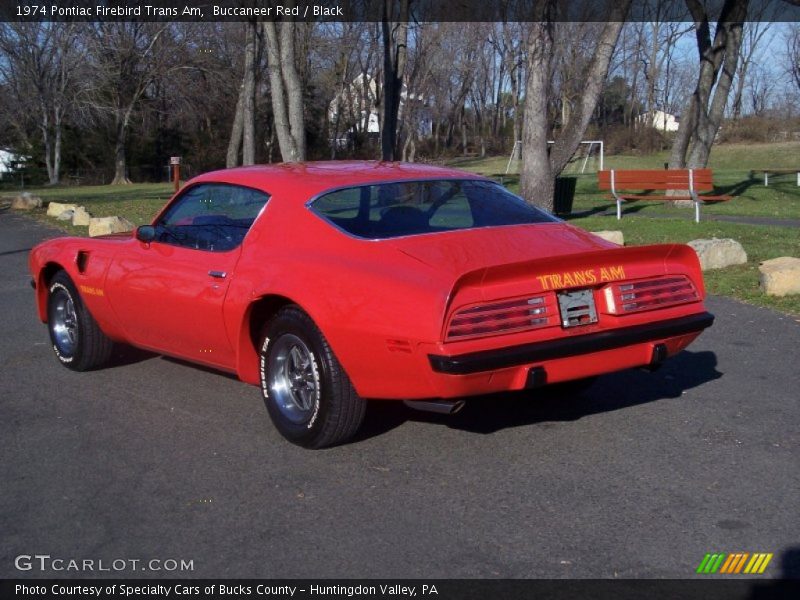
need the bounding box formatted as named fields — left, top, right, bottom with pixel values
left=29, top=161, right=714, bottom=448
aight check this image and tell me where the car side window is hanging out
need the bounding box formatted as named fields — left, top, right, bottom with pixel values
left=156, top=183, right=269, bottom=252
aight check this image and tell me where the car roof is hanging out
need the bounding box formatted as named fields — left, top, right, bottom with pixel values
left=188, top=161, right=489, bottom=199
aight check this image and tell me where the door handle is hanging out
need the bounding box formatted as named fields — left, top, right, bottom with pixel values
left=208, top=270, right=227, bottom=279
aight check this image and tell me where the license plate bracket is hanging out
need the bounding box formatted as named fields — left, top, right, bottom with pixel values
left=557, top=288, right=598, bottom=328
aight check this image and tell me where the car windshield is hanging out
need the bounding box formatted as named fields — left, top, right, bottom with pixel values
left=309, top=179, right=556, bottom=240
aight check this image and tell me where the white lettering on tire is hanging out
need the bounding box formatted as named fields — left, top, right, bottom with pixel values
left=305, top=350, right=322, bottom=429
left=49, top=282, right=75, bottom=364
left=259, top=335, right=271, bottom=399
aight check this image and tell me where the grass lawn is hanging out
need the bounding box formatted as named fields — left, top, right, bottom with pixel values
left=2, top=183, right=174, bottom=236
left=452, top=142, right=800, bottom=220
left=3, top=143, right=799, bottom=316
left=565, top=216, right=800, bottom=317
left=450, top=145, right=800, bottom=316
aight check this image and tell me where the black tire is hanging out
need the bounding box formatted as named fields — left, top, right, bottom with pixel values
left=47, top=271, right=113, bottom=371
left=259, top=306, right=366, bottom=449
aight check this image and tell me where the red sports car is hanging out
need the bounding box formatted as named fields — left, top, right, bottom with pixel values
left=29, top=162, right=713, bottom=448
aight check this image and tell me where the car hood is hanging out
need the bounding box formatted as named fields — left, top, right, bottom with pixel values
left=386, top=222, right=616, bottom=277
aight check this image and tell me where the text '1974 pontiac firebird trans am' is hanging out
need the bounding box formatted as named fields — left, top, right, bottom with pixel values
left=29, top=161, right=713, bottom=447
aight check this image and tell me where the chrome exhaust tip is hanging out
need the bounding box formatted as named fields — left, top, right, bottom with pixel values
left=403, top=399, right=465, bottom=415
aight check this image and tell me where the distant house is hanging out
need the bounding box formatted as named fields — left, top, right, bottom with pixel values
left=637, top=110, right=680, bottom=133
left=328, top=74, right=432, bottom=148
left=0, top=149, right=24, bottom=179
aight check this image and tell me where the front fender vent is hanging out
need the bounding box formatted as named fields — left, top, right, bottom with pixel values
left=76, top=250, right=90, bottom=274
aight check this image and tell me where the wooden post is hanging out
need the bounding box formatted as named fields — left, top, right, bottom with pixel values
left=170, top=156, right=181, bottom=192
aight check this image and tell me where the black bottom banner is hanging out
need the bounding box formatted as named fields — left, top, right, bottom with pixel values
left=3, top=579, right=800, bottom=600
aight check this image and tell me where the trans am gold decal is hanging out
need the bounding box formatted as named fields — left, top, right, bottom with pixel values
left=79, top=285, right=105, bottom=297
left=537, top=265, right=626, bottom=291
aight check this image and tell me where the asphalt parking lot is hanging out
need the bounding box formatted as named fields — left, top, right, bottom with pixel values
left=1, top=209, right=798, bottom=579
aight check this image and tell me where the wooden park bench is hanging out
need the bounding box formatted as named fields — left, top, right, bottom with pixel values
left=597, top=169, right=732, bottom=223
left=749, top=168, right=800, bottom=187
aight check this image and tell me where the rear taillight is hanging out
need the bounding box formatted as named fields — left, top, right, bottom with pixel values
left=446, top=294, right=556, bottom=341
left=604, top=275, right=699, bottom=314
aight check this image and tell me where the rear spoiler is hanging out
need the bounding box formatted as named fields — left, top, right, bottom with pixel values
left=445, top=243, right=704, bottom=316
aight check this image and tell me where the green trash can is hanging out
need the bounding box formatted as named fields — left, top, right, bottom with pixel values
left=553, top=176, right=577, bottom=216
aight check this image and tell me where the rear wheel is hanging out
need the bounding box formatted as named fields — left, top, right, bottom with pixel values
left=259, top=306, right=366, bottom=448
left=47, top=271, right=113, bottom=371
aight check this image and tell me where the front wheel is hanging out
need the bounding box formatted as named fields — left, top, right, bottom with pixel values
left=259, top=306, right=366, bottom=448
left=47, top=271, right=113, bottom=371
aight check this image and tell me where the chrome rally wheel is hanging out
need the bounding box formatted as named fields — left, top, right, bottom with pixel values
left=259, top=306, right=366, bottom=448
left=50, top=286, right=78, bottom=358
left=46, top=271, right=112, bottom=371
left=267, top=334, right=321, bottom=425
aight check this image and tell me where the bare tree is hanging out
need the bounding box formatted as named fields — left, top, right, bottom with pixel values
left=319, top=23, right=365, bottom=158
left=788, top=24, right=800, bottom=94
left=226, top=20, right=259, bottom=167
left=0, top=23, right=82, bottom=184
left=730, top=19, right=772, bottom=119
left=263, top=14, right=306, bottom=162
left=84, top=22, right=188, bottom=184
left=642, top=19, right=692, bottom=126
left=747, top=64, right=773, bottom=116
left=669, top=0, right=749, bottom=169
left=380, top=0, right=410, bottom=161
left=501, top=23, right=528, bottom=159
left=520, top=0, right=632, bottom=212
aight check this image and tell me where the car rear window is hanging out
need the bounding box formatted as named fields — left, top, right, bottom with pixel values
left=309, top=179, right=556, bottom=239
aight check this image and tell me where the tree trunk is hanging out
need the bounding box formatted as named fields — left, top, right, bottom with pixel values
left=380, top=0, right=409, bottom=161
left=226, top=85, right=245, bottom=168
left=686, top=20, right=743, bottom=166
left=669, top=95, right=696, bottom=169
left=52, top=109, right=61, bottom=185
left=282, top=20, right=306, bottom=162
left=511, top=60, right=523, bottom=160
left=111, top=107, right=133, bottom=185
left=548, top=19, right=627, bottom=176
left=111, top=118, right=130, bottom=185
left=461, top=112, right=468, bottom=156
left=40, top=104, right=54, bottom=185
left=731, top=59, right=748, bottom=120
left=263, top=18, right=306, bottom=162
left=669, top=0, right=748, bottom=169
left=242, top=20, right=258, bottom=166
left=520, top=2, right=630, bottom=211
left=519, top=21, right=556, bottom=211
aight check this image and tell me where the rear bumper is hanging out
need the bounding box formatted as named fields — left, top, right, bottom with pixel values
left=428, top=312, right=714, bottom=375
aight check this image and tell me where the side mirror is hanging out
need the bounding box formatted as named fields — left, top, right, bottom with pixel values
left=136, top=225, right=156, bottom=243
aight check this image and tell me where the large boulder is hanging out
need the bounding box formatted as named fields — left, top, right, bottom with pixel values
left=88, top=216, right=135, bottom=237
left=590, top=230, right=624, bottom=246
left=46, top=201, right=78, bottom=217
left=10, top=192, right=43, bottom=210
left=71, top=206, right=92, bottom=226
left=759, top=257, right=800, bottom=297
left=687, top=238, right=747, bottom=270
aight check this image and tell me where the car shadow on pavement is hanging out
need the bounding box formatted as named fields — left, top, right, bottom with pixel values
left=105, top=344, right=158, bottom=368
left=355, top=349, right=721, bottom=441
left=106, top=346, right=243, bottom=381
left=0, top=247, right=33, bottom=257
